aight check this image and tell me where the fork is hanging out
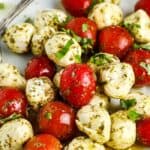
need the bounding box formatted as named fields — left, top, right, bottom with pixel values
left=0, top=0, right=34, bottom=63
left=0, top=0, right=34, bottom=36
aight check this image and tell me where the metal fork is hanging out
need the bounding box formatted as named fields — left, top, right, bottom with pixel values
left=0, top=0, right=34, bottom=62
left=0, top=0, right=34, bottom=36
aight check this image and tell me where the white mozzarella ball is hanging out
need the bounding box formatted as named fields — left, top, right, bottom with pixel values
left=89, top=93, right=109, bottom=109
left=106, top=111, right=136, bottom=150
left=0, top=63, right=26, bottom=89
left=31, top=26, right=55, bottom=56
left=124, top=10, right=150, bottom=43
left=99, top=63, right=135, bottom=99
left=3, top=23, right=35, bottom=53
left=26, top=76, right=55, bottom=110
left=88, top=2, right=123, bottom=30
left=0, top=118, right=33, bottom=150
left=34, top=9, right=67, bottom=30
left=76, top=105, right=111, bottom=144
left=53, top=69, right=64, bottom=88
left=64, top=136, right=105, bottom=150
left=45, top=32, right=82, bottom=67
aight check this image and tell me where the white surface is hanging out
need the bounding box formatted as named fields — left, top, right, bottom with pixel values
left=0, top=0, right=150, bottom=149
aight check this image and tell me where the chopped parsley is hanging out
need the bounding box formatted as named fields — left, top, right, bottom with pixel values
left=44, top=112, right=52, bottom=120
left=0, top=3, right=5, bottom=10
left=56, top=39, right=74, bottom=59
left=140, top=62, right=150, bottom=75
left=128, top=110, right=141, bottom=121
left=133, top=43, right=150, bottom=50
left=82, top=23, right=89, bottom=32
left=120, top=99, right=136, bottom=110
left=24, top=17, right=33, bottom=24
left=123, top=22, right=141, bottom=30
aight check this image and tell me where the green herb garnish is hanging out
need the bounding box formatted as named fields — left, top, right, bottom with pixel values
left=74, top=55, right=81, bottom=63
left=90, top=53, right=113, bottom=66
left=82, top=23, right=89, bottom=32
left=120, top=99, right=136, bottom=110
left=128, top=110, right=141, bottom=121
left=0, top=113, right=22, bottom=125
left=0, top=3, right=5, bottom=10
left=140, top=62, right=150, bottom=75
left=44, top=112, right=52, bottom=120
left=56, top=39, right=74, bottom=59
left=133, top=43, right=150, bottom=50
left=24, top=17, right=33, bottom=24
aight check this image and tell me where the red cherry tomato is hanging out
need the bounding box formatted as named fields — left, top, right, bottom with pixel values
left=66, top=17, right=98, bottom=43
left=0, top=87, right=27, bottom=117
left=137, top=118, right=150, bottom=146
left=60, top=63, right=96, bottom=108
left=38, top=101, right=76, bottom=141
left=24, top=134, right=62, bottom=150
left=61, top=0, right=92, bottom=17
left=124, top=49, right=150, bottom=87
left=25, top=55, right=56, bottom=79
left=98, top=26, right=134, bottom=59
left=135, top=0, right=150, bottom=16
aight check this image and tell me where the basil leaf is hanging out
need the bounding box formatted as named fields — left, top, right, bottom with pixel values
left=82, top=23, right=89, bottom=32
left=140, top=62, right=150, bottom=75
left=0, top=3, right=5, bottom=10
left=133, top=43, right=150, bottom=50
left=56, top=39, right=74, bottom=59
left=90, top=53, right=113, bottom=66
left=120, top=99, right=136, bottom=110
left=128, top=110, right=141, bottom=121
left=74, top=55, right=81, bottom=63
left=0, top=113, right=22, bottom=125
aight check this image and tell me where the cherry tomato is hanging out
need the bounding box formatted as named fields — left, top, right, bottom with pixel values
left=38, top=101, right=76, bottom=141
left=135, top=0, right=150, bottom=16
left=25, top=55, right=56, bottom=79
left=124, top=49, right=150, bottom=87
left=0, top=87, right=27, bottom=117
left=98, top=26, right=134, bottom=59
left=137, top=118, right=150, bottom=146
left=66, top=17, right=98, bottom=43
left=60, top=63, right=96, bottom=108
left=24, top=134, right=62, bottom=150
left=61, top=0, right=92, bottom=17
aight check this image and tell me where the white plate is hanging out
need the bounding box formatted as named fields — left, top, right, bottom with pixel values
left=0, top=0, right=149, bottom=149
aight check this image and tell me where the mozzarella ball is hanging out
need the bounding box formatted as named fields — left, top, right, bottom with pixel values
left=89, top=93, right=109, bottom=109
left=129, top=95, right=150, bottom=117
left=64, top=136, right=105, bottom=150
left=99, top=63, right=135, bottom=99
left=3, top=23, right=35, bottom=53
left=53, top=69, right=64, bottom=88
left=26, top=76, right=55, bottom=110
left=76, top=105, right=111, bottom=144
left=0, top=118, right=33, bottom=150
left=88, top=52, right=120, bottom=73
left=45, top=32, right=82, bottom=67
left=88, top=2, right=123, bottom=30
left=106, top=111, right=136, bottom=150
left=31, top=26, right=55, bottom=56
left=124, top=10, right=150, bottom=43
left=0, top=63, right=26, bottom=89
left=34, top=9, right=67, bottom=30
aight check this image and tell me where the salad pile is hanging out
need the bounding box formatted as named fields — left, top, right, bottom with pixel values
left=0, top=0, right=150, bottom=149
